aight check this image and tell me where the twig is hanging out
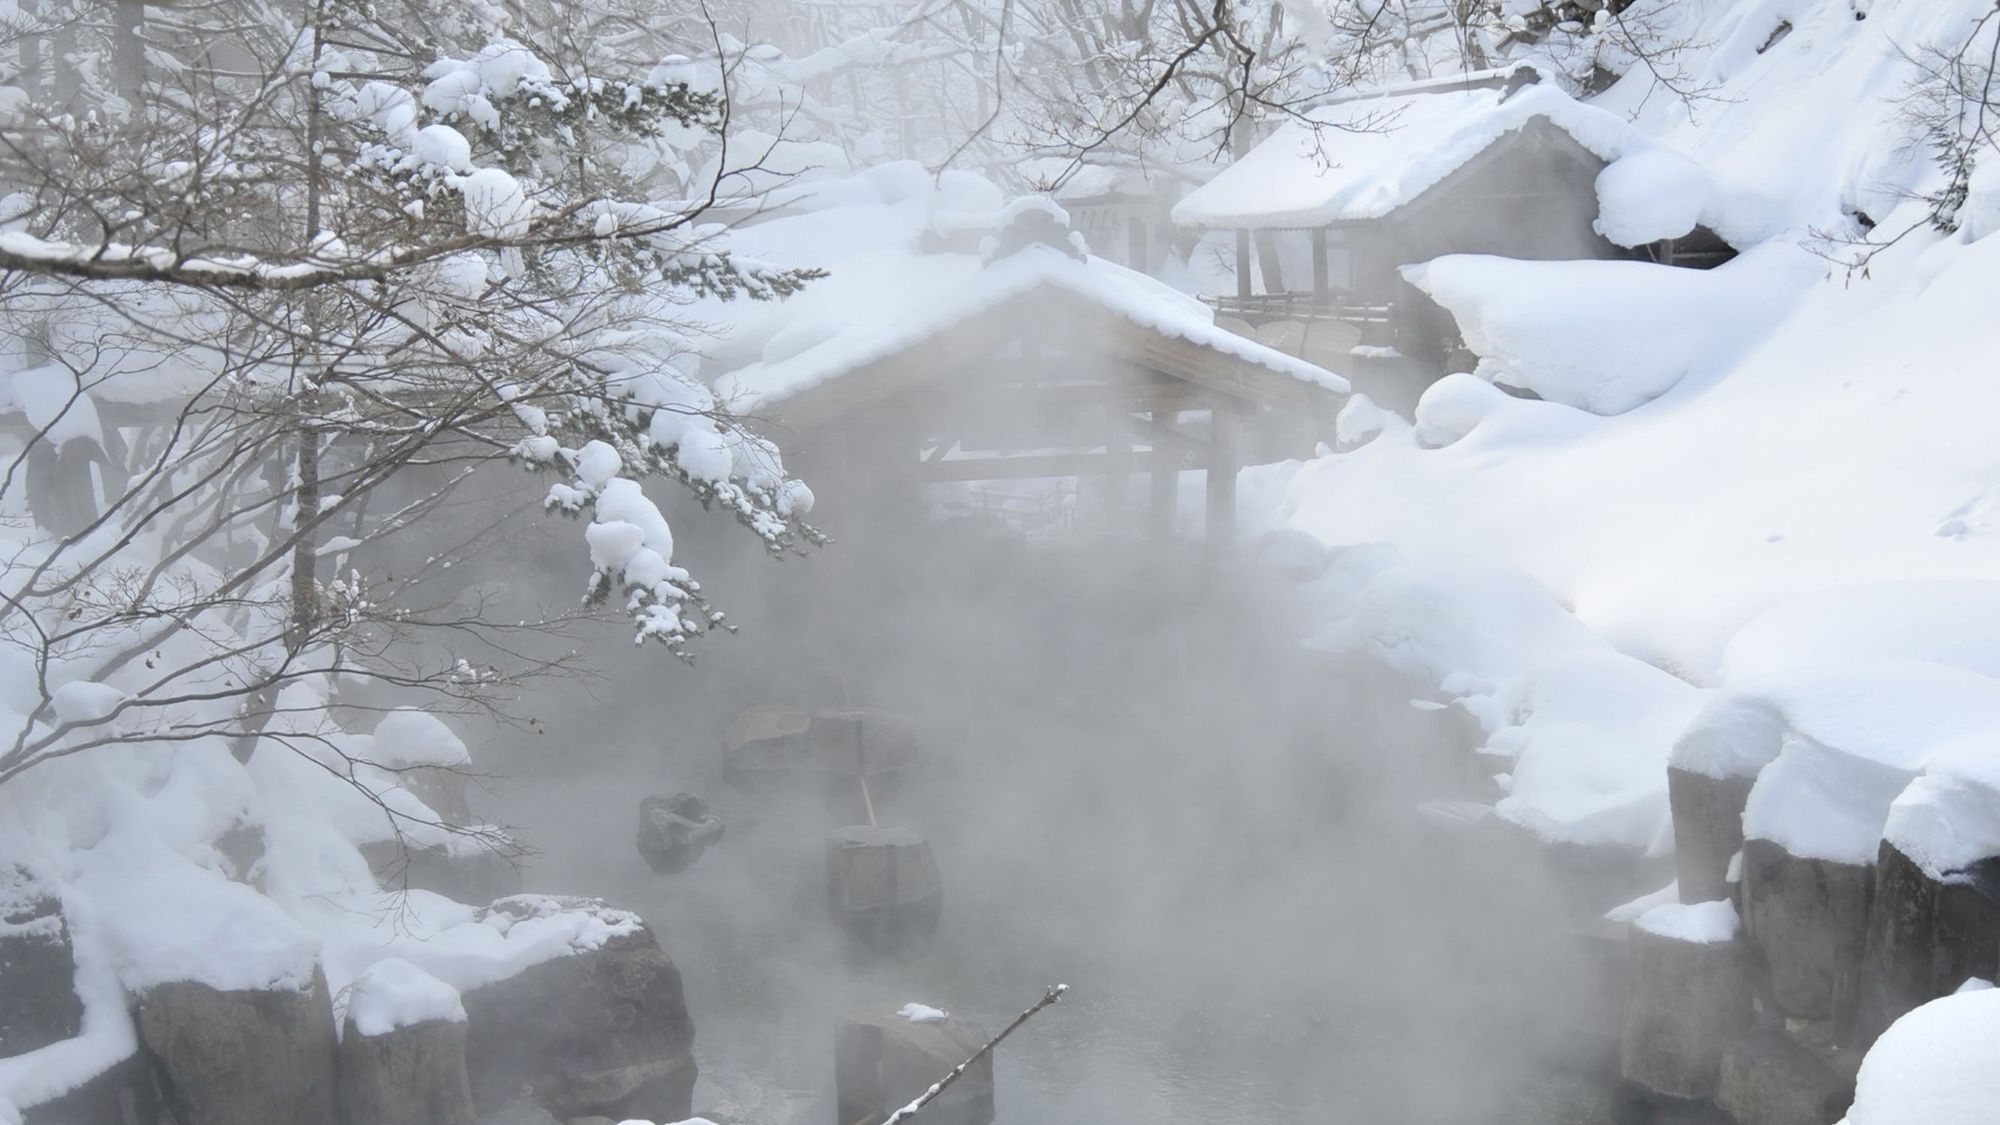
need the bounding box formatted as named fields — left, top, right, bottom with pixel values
left=882, top=984, right=1070, bottom=1124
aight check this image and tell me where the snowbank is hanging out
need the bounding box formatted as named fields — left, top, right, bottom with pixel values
left=1406, top=244, right=1820, bottom=414
left=1840, top=988, right=2000, bottom=1125
left=1636, top=900, right=1741, bottom=945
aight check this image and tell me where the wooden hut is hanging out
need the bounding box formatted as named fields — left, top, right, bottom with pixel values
left=1172, top=68, right=1737, bottom=392
left=716, top=200, right=1348, bottom=542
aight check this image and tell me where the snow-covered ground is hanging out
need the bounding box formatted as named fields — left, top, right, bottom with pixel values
left=1244, top=0, right=2000, bottom=1103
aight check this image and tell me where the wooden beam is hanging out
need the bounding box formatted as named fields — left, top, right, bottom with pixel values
left=909, top=448, right=1205, bottom=483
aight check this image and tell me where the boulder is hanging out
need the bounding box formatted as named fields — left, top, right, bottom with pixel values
left=362, top=834, right=524, bottom=904
left=827, top=826, right=944, bottom=959
left=0, top=871, right=84, bottom=1055
left=1712, top=1029, right=1854, bottom=1125
left=723, top=704, right=919, bottom=805
left=136, top=970, right=339, bottom=1125
left=1851, top=841, right=2000, bottom=1048
left=721, top=703, right=811, bottom=789
left=634, top=794, right=725, bottom=875
left=22, top=1050, right=158, bottom=1125
left=1554, top=914, right=1629, bottom=1071
left=460, top=898, right=696, bottom=1122
left=1620, top=909, right=1752, bottom=1100
left=835, top=1004, right=992, bottom=1125
left=1737, top=838, right=1873, bottom=1022
left=478, top=1094, right=561, bottom=1125
left=1668, top=768, right=1755, bottom=905
left=339, top=1016, right=476, bottom=1125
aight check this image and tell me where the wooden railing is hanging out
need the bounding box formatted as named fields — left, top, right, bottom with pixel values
left=1201, top=290, right=1394, bottom=328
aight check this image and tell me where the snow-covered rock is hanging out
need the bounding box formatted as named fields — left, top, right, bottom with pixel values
left=1841, top=988, right=2000, bottom=1125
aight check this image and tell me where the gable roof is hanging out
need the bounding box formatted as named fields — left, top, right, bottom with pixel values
left=711, top=199, right=1348, bottom=430
left=1172, top=81, right=1650, bottom=232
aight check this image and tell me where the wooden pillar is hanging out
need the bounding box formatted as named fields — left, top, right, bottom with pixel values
left=1255, top=230, right=1285, bottom=295
left=1103, top=405, right=1131, bottom=532
left=1312, top=228, right=1329, bottom=298
left=1235, top=229, right=1252, bottom=300
left=1126, top=216, right=1147, bottom=269
left=1149, top=410, right=1178, bottom=538
left=1206, top=404, right=1240, bottom=544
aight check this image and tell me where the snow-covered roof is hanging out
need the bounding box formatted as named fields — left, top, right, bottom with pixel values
left=1172, top=80, right=1648, bottom=231
left=708, top=173, right=1346, bottom=425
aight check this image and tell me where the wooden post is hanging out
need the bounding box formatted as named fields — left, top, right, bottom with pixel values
left=1255, top=230, right=1285, bottom=296
left=1103, top=404, right=1131, bottom=533
left=1312, top=228, right=1329, bottom=298
left=1206, top=404, right=1239, bottom=544
left=1127, top=216, right=1148, bottom=269
left=1235, top=229, right=1252, bottom=301
left=1149, top=410, right=1177, bottom=538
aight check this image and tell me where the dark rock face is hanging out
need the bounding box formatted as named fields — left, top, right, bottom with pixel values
left=634, top=794, right=725, bottom=875
left=23, top=1050, right=159, bottom=1125
left=0, top=874, right=84, bottom=1056
left=338, top=1017, right=477, bottom=1125
left=460, top=903, right=695, bottom=1123
left=361, top=837, right=525, bottom=904
left=1621, top=926, right=1752, bottom=1100
left=1737, top=839, right=1873, bottom=1022
left=1712, top=1029, right=1854, bottom=1125
left=826, top=826, right=944, bottom=959
left=1668, top=768, right=1756, bottom=905
left=835, top=1005, right=993, bottom=1125
left=136, top=970, right=340, bottom=1125
left=1851, top=842, right=2000, bottom=1049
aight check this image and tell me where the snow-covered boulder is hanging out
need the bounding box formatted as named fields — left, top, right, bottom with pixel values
left=459, top=897, right=696, bottom=1122
left=1738, top=836, right=1875, bottom=1023
left=0, top=870, right=82, bottom=1057
left=834, top=1002, right=992, bottom=1125
left=1840, top=988, right=2000, bottom=1125
left=1851, top=838, right=2000, bottom=1051
left=338, top=959, right=476, bottom=1125
left=1666, top=766, right=1756, bottom=904
left=360, top=832, right=525, bottom=904
left=1620, top=901, right=1751, bottom=1101
left=137, top=969, right=340, bottom=1125
left=372, top=708, right=477, bottom=826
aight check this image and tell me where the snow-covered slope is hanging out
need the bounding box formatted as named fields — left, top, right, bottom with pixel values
left=1270, top=0, right=2000, bottom=857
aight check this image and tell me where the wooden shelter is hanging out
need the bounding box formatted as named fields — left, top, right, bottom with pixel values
left=716, top=205, right=1348, bottom=541
left=1174, top=69, right=1737, bottom=367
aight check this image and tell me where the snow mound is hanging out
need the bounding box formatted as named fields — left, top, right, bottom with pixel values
left=1487, top=650, right=1707, bottom=850
left=1636, top=899, right=1740, bottom=944
left=345, top=957, right=465, bottom=1037
left=1840, top=988, right=2000, bottom=1125
left=370, top=708, right=470, bottom=768
left=1722, top=581, right=2000, bottom=683
left=1405, top=244, right=1820, bottom=415
left=1882, top=735, right=2000, bottom=879
left=76, top=833, right=322, bottom=994
left=897, top=1002, right=948, bottom=1023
